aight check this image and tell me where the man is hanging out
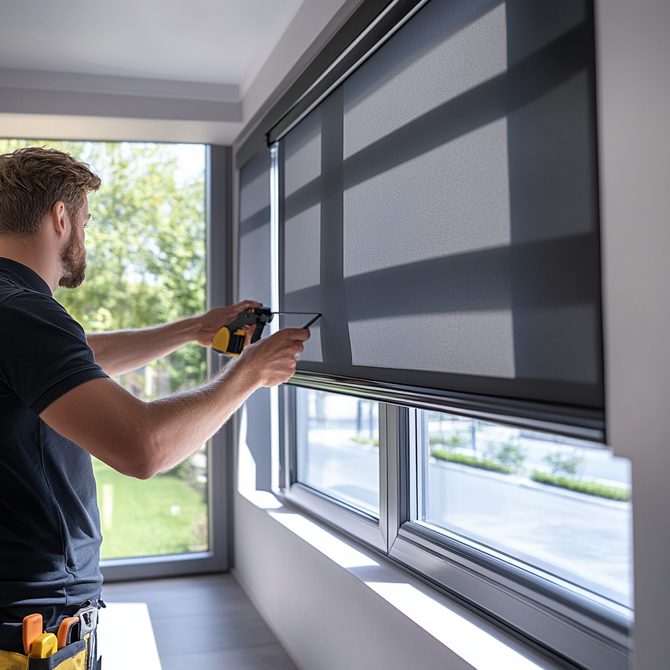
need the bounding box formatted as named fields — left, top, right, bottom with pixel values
left=0, top=147, right=308, bottom=661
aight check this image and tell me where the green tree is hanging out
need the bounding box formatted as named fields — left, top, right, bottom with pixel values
left=543, top=450, right=584, bottom=478
left=485, top=442, right=526, bottom=473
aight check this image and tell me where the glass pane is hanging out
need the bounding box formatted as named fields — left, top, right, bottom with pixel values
left=97, top=355, right=209, bottom=560
left=296, top=388, right=379, bottom=516
left=0, top=138, right=209, bottom=560
left=419, top=411, right=633, bottom=607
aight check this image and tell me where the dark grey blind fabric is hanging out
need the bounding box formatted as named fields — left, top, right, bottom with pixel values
left=239, top=150, right=272, bottom=307
left=238, top=150, right=274, bottom=491
left=280, top=0, right=602, bottom=411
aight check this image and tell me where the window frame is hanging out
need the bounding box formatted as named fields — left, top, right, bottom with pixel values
left=389, top=406, right=631, bottom=670
left=271, top=90, right=630, bottom=665
left=279, top=384, right=389, bottom=553
left=278, top=387, right=632, bottom=670
left=101, top=145, right=232, bottom=582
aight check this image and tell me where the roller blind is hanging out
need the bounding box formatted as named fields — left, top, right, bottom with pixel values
left=279, top=0, right=602, bottom=425
left=239, top=149, right=272, bottom=307
left=238, top=149, right=274, bottom=491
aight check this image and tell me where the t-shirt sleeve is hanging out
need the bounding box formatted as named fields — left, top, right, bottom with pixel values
left=0, top=290, right=109, bottom=415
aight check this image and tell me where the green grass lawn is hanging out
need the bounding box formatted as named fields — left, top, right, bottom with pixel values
left=93, top=458, right=208, bottom=560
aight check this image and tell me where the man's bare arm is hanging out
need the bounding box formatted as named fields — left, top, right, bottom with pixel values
left=87, top=300, right=261, bottom=376
left=41, top=328, right=308, bottom=479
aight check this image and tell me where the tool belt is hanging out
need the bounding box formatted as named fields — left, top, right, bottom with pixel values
left=0, top=639, right=87, bottom=670
left=0, top=601, right=101, bottom=670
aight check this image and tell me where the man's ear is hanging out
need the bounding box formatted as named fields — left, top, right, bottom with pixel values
left=49, top=201, right=68, bottom=239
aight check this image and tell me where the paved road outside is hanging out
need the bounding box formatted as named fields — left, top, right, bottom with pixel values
left=300, top=428, right=632, bottom=607
left=425, top=459, right=631, bottom=604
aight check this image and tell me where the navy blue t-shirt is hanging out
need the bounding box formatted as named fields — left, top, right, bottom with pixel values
left=0, top=258, right=108, bottom=612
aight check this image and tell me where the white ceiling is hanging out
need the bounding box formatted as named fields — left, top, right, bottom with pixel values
left=0, top=0, right=359, bottom=144
left=0, top=0, right=304, bottom=95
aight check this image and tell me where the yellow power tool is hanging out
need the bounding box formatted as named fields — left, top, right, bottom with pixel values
left=212, top=307, right=321, bottom=356
left=212, top=307, right=273, bottom=356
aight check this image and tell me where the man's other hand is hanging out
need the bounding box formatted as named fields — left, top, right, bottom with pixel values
left=195, top=300, right=262, bottom=347
left=239, top=328, right=310, bottom=387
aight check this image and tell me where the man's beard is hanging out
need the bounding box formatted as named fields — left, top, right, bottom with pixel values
left=59, top=227, right=86, bottom=289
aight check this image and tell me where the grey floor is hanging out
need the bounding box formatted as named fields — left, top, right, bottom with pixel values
left=102, top=574, right=298, bottom=670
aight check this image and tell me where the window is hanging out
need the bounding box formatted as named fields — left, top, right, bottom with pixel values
left=236, top=0, right=631, bottom=667
left=279, top=393, right=631, bottom=670
left=1, top=139, right=229, bottom=575
left=282, top=386, right=386, bottom=551
left=296, top=388, right=380, bottom=517
left=416, top=411, right=631, bottom=608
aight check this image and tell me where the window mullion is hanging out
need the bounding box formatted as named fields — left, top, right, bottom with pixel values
left=383, top=403, right=408, bottom=553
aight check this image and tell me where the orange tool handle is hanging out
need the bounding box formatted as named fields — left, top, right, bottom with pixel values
left=22, top=613, right=43, bottom=655
left=57, top=616, right=80, bottom=649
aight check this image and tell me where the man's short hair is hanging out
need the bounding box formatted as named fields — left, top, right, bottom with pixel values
left=0, top=146, right=101, bottom=236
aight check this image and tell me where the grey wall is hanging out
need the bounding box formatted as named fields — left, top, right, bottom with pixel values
left=596, top=1, right=670, bottom=669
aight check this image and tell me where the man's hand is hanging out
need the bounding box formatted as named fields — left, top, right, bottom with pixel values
left=88, top=299, right=265, bottom=376
left=237, top=328, right=310, bottom=387
left=42, top=326, right=311, bottom=479
left=194, top=300, right=262, bottom=347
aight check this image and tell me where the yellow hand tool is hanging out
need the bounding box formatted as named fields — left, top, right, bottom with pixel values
left=212, top=307, right=273, bottom=356
left=28, top=633, right=58, bottom=658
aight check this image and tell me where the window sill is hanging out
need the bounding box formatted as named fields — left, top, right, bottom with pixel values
left=235, top=487, right=568, bottom=670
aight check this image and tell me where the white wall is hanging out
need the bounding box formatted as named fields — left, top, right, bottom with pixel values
left=233, top=491, right=561, bottom=670
left=234, top=495, right=473, bottom=670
